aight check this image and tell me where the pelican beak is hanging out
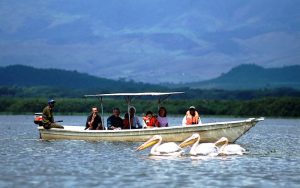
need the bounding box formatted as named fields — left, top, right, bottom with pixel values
left=136, top=137, right=158, bottom=151
left=179, top=136, right=197, bottom=148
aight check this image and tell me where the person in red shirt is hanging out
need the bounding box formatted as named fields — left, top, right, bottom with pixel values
left=143, top=111, right=159, bottom=128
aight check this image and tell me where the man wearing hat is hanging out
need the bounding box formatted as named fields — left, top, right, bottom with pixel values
left=182, top=106, right=201, bottom=125
left=42, top=99, right=64, bottom=129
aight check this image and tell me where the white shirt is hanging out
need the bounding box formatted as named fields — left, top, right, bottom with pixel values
left=157, top=116, right=168, bottom=127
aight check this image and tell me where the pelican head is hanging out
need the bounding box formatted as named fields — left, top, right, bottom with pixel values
left=179, top=133, right=200, bottom=148
left=136, top=135, right=162, bottom=151
left=215, top=137, right=229, bottom=147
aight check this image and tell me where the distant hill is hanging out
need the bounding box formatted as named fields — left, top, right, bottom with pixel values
left=184, top=64, right=300, bottom=90
left=1, top=64, right=300, bottom=99
left=0, top=65, right=167, bottom=95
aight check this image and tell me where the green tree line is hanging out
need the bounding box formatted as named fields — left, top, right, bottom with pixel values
left=1, top=97, right=299, bottom=117
left=1, top=86, right=300, bottom=100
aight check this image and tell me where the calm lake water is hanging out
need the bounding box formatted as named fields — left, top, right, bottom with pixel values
left=0, top=115, right=299, bottom=188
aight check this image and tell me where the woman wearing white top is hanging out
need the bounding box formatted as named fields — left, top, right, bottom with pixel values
left=157, top=106, right=168, bottom=127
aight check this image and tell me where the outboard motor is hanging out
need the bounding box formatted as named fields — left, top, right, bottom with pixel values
left=34, top=113, right=43, bottom=126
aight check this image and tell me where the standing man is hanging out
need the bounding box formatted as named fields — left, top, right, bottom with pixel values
left=85, top=107, right=103, bottom=130
left=107, top=107, right=124, bottom=130
left=42, top=99, right=64, bottom=129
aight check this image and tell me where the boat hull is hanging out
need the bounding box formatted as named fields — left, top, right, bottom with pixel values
left=38, top=118, right=263, bottom=143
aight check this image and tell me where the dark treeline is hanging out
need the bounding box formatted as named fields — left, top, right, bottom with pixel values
left=1, top=97, right=299, bottom=117
left=1, top=86, right=300, bottom=100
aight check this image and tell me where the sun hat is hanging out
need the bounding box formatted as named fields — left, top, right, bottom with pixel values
left=189, top=106, right=196, bottom=109
left=48, top=99, right=56, bottom=104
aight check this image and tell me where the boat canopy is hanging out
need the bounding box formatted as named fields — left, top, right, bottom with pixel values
left=84, top=92, right=184, bottom=97
left=84, top=92, right=184, bottom=104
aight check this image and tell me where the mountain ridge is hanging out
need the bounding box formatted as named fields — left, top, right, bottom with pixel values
left=184, top=64, right=300, bottom=90
left=0, top=64, right=167, bottom=93
left=1, top=64, right=300, bottom=92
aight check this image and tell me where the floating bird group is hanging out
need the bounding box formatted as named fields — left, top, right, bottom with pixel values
left=136, top=133, right=246, bottom=157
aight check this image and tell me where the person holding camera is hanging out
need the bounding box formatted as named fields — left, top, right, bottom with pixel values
left=85, top=107, right=103, bottom=130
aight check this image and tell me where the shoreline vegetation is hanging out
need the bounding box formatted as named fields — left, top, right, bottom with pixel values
left=1, top=97, right=299, bottom=117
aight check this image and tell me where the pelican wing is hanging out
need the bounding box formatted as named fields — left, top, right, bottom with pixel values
left=156, top=142, right=182, bottom=153
left=222, top=144, right=246, bottom=155
left=195, top=143, right=218, bottom=155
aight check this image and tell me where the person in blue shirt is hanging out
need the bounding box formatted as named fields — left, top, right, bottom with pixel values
left=123, top=106, right=144, bottom=129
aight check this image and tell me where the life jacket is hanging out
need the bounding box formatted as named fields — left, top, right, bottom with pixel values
left=34, top=114, right=43, bottom=126
left=143, top=116, right=159, bottom=127
left=185, top=110, right=199, bottom=125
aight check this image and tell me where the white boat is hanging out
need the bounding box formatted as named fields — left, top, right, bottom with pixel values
left=36, top=92, right=264, bottom=142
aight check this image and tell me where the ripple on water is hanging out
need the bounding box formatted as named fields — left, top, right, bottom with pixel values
left=0, top=116, right=299, bottom=188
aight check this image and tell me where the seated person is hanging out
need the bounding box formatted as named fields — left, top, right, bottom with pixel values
left=182, top=106, right=202, bottom=126
left=107, top=107, right=124, bottom=130
left=143, top=111, right=159, bottom=128
left=123, top=106, right=144, bottom=129
left=42, top=99, right=64, bottom=129
left=123, top=113, right=131, bottom=129
left=157, top=106, right=168, bottom=127
left=85, top=107, right=103, bottom=130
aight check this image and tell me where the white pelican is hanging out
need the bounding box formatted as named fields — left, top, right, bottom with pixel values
left=179, top=133, right=219, bottom=156
left=215, top=137, right=246, bottom=155
left=136, top=135, right=183, bottom=156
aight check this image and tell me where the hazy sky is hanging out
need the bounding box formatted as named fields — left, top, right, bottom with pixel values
left=0, top=0, right=299, bottom=83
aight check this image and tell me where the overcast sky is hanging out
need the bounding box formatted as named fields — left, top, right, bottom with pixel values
left=0, top=0, right=299, bottom=83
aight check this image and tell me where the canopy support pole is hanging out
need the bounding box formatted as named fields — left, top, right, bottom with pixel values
left=124, top=96, right=132, bottom=129
left=98, top=97, right=105, bottom=130
left=157, top=94, right=171, bottom=110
